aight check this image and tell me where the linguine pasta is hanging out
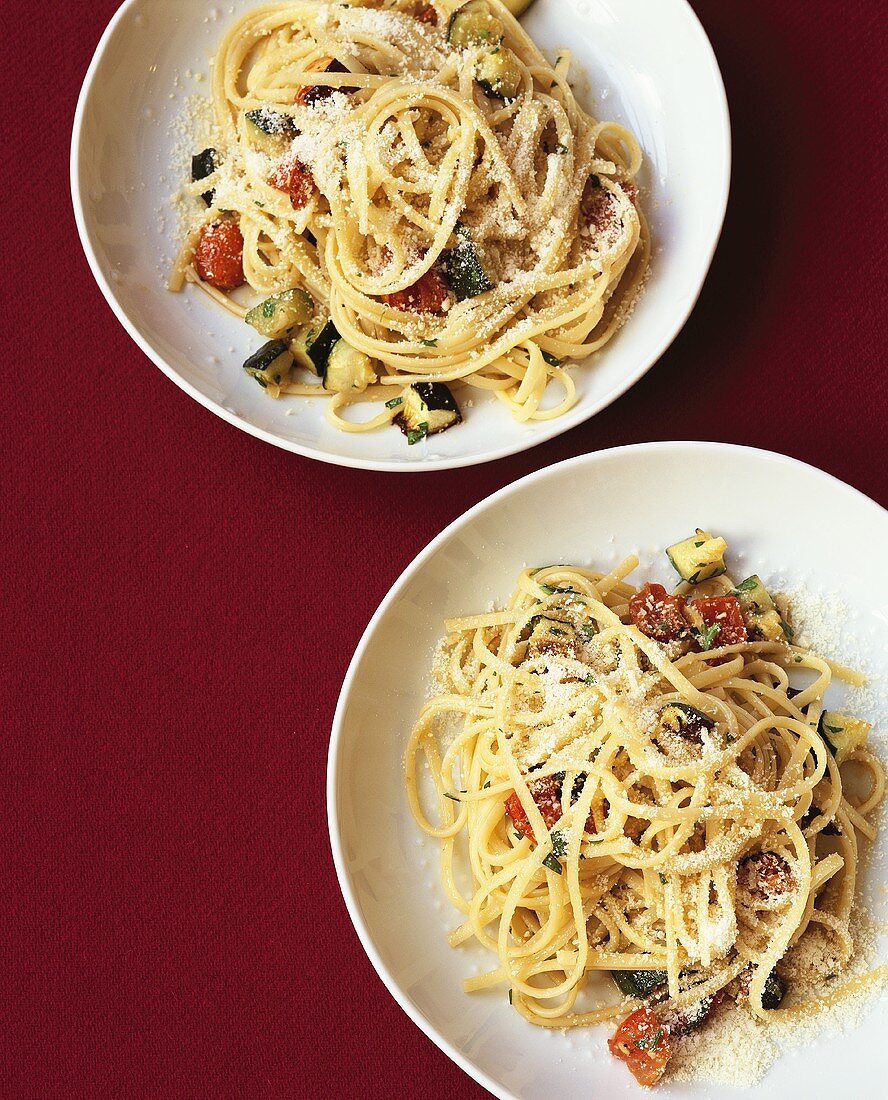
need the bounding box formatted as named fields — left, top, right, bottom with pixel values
left=405, top=546, right=884, bottom=1085
left=171, top=1, right=648, bottom=438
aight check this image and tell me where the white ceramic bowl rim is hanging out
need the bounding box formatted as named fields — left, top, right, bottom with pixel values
left=70, top=0, right=731, bottom=472
left=326, top=441, right=887, bottom=1098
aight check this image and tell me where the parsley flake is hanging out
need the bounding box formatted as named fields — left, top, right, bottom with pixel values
left=634, top=1028, right=664, bottom=1051
left=406, top=423, right=429, bottom=445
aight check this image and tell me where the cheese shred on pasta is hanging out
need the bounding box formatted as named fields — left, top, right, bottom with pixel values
left=405, top=553, right=884, bottom=1081
left=171, top=1, right=648, bottom=433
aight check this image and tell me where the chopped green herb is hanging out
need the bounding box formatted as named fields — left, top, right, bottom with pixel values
left=541, top=350, right=561, bottom=367
left=550, top=830, right=567, bottom=857
left=508, top=989, right=513, bottom=1004
left=543, top=852, right=563, bottom=874
left=780, top=619, right=795, bottom=640
left=419, top=338, right=438, bottom=347
left=514, top=830, right=523, bottom=841
left=634, top=1028, right=664, bottom=1052
left=659, top=873, right=668, bottom=884
left=698, top=623, right=720, bottom=650
left=541, top=584, right=573, bottom=594
left=580, top=624, right=596, bottom=640
left=444, top=792, right=461, bottom=802
left=794, top=655, right=803, bottom=663
left=385, top=396, right=403, bottom=409
left=254, top=200, right=265, bottom=208
left=483, top=780, right=491, bottom=789
left=406, top=422, right=429, bottom=445
left=584, top=675, right=596, bottom=686
left=732, top=577, right=759, bottom=593
left=555, top=143, right=569, bottom=154
left=550, top=627, right=565, bottom=636
left=694, top=541, right=705, bottom=548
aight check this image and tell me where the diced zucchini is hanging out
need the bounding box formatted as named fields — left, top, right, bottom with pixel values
left=761, top=971, right=785, bottom=1010
left=290, top=325, right=321, bottom=374
left=611, top=970, right=667, bottom=998
left=817, top=711, right=871, bottom=762
left=192, top=148, right=217, bottom=206
left=306, top=320, right=341, bottom=375
left=443, top=224, right=493, bottom=301
left=657, top=702, right=714, bottom=744
left=244, top=108, right=297, bottom=155
left=733, top=575, right=792, bottom=642
left=245, top=289, right=314, bottom=339
left=393, top=382, right=462, bottom=442
left=666, top=529, right=728, bottom=584
left=475, top=46, right=522, bottom=100
left=528, top=616, right=575, bottom=648
left=242, top=340, right=294, bottom=389
left=448, top=1, right=504, bottom=48
left=323, top=339, right=376, bottom=393
left=733, top=575, right=775, bottom=615
left=747, top=608, right=786, bottom=642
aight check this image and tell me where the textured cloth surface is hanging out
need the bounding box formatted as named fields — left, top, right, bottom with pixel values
left=3, top=1, right=887, bottom=1096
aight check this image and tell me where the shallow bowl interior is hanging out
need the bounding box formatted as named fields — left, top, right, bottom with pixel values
left=72, top=0, right=730, bottom=470
left=329, top=442, right=888, bottom=1097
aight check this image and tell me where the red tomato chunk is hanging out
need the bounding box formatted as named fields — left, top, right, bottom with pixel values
left=609, top=1006, right=672, bottom=1087
left=382, top=267, right=450, bottom=314
left=194, top=221, right=245, bottom=290
left=629, top=583, right=688, bottom=643
left=687, top=596, right=748, bottom=648
left=268, top=159, right=315, bottom=208
left=505, top=774, right=600, bottom=842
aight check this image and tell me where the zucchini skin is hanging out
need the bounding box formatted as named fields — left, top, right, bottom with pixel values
left=611, top=970, right=667, bottom=998
left=761, top=972, right=785, bottom=1010
left=413, top=382, right=460, bottom=413
left=191, top=148, right=217, bottom=206
left=244, top=108, right=297, bottom=138
left=443, top=224, right=493, bottom=300
left=242, top=340, right=294, bottom=388
left=394, top=382, right=462, bottom=440
left=307, top=320, right=341, bottom=374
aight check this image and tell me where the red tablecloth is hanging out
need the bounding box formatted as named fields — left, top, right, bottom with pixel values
left=4, top=1, right=887, bottom=1095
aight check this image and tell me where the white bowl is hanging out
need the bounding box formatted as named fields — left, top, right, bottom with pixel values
left=328, top=442, right=888, bottom=1098
left=71, top=0, right=730, bottom=471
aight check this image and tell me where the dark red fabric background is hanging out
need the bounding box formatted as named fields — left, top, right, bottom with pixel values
left=3, top=1, right=887, bottom=1096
